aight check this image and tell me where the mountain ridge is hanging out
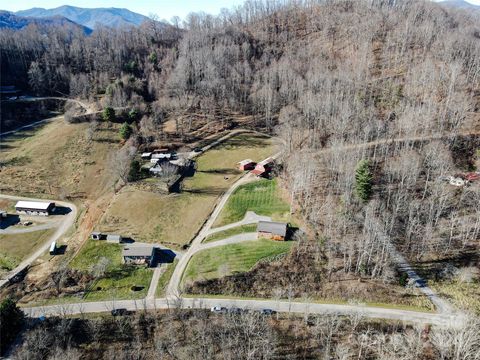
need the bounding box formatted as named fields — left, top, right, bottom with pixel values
left=0, top=10, right=91, bottom=33
left=15, top=5, right=149, bottom=29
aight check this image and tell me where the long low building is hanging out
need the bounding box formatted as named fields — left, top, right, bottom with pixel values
left=15, top=201, right=56, bottom=216
left=122, top=246, right=155, bottom=266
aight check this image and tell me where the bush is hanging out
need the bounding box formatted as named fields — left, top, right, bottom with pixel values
left=399, top=272, right=408, bottom=287
left=355, top=159, right=372, bottom=202
left=102, top=107, right=115, bottom=122
left=0, top=298, right=24, bottom=355
left=119, top=122, right=133, bottom=140
left=128, top=108, right=138, bottom=121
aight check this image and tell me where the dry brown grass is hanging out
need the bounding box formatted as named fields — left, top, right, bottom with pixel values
left=0, top=118, right=120, bottom=200
left=97, top=133, right=276, bottom=248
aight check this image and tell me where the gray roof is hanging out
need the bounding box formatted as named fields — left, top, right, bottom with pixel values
left=257, top=221, right=287, bottom=237
left=123, top=246, right=155, bottom=257
left=106, top=234, right=122, bottom=241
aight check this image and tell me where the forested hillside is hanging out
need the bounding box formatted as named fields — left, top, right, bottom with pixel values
left=2, top=0, right=479, bottom=283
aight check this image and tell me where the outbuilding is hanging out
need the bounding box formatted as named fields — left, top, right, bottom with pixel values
left=106, top=234, right=124, bottom=244
left=91, top=232, right=104, bottom=240
left=257, top=221, right=288, bottom=241
left=252, top=158, right=274, bottom=177
left=15, top=201, right=56, bottom=216
left=238, top=159, right=256, bottom=171
left=141, top=152, right=153, bottom=160
left=122, top=246, right=155, bottom=266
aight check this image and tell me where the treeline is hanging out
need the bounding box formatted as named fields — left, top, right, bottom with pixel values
left=10, top=305, right=480, bottom=359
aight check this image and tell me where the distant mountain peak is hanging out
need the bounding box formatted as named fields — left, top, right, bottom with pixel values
left=439, top=0, right=480, bottom=10
left=15, top=6, right=149, bottom=29
left=0, top=10, right=91, bottom=33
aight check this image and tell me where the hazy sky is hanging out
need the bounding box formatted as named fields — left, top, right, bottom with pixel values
left=2, top=0, right=480, bottom=21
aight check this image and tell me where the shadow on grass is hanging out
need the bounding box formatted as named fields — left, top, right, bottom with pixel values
left=52, top=206, right=72, bottom=215
left=197, top=168, right=241, bottom=175
left=0, top=214, right=20, bottom=229
left=183, top=187, right=226, bottom=196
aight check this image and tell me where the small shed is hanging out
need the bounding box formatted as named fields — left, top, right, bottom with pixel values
left=141, top=152, right=153, bottom=160
left=91, top=232, right=104, bottom=240
left=257, top=221, right=288, bottom=241
left=15, top=201, right=56, bottom=216
left=252, top=158, right=274, bottom=177
left=123, top=246, right=155, bottom=266
left=106, top=234, right=124, bottom=244
left=238, top=159, right=256, bottom=171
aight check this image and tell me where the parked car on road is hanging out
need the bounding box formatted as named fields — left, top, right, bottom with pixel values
left=261, top=309, right=276, bottom=316
left=193, top=147, right=203, bottom=153
left=210, top=306, right=227, bottom=314
left=111, top=308, right=129, bottom=316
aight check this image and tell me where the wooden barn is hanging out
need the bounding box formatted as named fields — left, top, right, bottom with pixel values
left=252, top=158, right=274, bottom=177
left=257, top=221, right=288, bottom=241
left=238, top=159, right=256, bottom=171
left=15, top=201, right=56, bottom=216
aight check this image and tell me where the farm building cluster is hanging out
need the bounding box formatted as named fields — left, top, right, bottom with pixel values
left=441, top=172, right=480, bottom=187
left=90, top=232, right=157, bottom=266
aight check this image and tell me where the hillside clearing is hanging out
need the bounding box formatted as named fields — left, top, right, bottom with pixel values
left=97, top=133, right=275, bottom=248
left=0, top=118, right=120, bottom=199
left=183, top=239, right=293, bottom=285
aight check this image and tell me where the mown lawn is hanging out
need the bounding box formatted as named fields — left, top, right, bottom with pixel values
left=156, top=260, right=178, bottom=297
left=214, top=179, right=291, bottom=227
left=98, top=133, right=275, bottom=248
left=204, top=224, right=258, bottom=243
left=70, top=240, right=153, bottom=301
left=0, top=229, right=55, bottom=272
left=183, top=239, right=292, bottom=284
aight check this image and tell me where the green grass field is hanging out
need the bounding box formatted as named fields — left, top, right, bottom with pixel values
left=183, top=239, right=292, bottom=284
left=204, top=224, right=258, bottom=243
left=70, top=240, right=153, bottom=301
left=98, top=133, right=275, bottom=248
left=214, top=179, right=291, bottom=227
left=156, top=260, right=178, bottom=297
left=0, top=229, right=55, bottom=272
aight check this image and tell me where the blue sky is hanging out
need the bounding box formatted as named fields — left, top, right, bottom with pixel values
left=2, top=0, right=480, bottom=21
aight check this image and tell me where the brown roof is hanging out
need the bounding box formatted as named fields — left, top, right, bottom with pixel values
left=257, top=221, right=287, bottom=237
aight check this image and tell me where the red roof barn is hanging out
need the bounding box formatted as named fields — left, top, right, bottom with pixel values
left=238, top=159, right=256, bottom=171
left=252, top=158, right=274, bottom=177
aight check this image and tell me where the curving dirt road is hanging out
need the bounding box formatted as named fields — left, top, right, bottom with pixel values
left=0, top=194, right=77, bottom=289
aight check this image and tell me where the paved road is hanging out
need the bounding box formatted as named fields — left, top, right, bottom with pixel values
left=165, top=172, right=255, bottom=297
left=201, top=233, right=258, bottom=249
left=21, top=296, right=464, bottom=328
left=207, top=211, right=271, bottom=235
left=146, top=266, right=164, bottom=300
left=0, top=194, right=77, bottom=289
left=0, top=220, right=61, bottom=235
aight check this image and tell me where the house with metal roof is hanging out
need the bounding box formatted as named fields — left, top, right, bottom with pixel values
left=122, top=246, right=155, bottom=266
left=15, top=201, right=56, bottom=216
left=257, top=221, right=288, bottom=241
